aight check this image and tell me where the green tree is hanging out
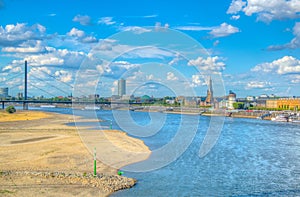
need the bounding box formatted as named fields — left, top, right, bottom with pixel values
left=6, top=106, right=16, bottom=114
left=233, top=102, right=244, bottom=109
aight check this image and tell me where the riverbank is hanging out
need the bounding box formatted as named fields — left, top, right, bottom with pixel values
left=0, top=110, right=150, bottom=196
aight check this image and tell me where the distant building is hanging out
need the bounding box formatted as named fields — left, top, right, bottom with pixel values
left=277, top=98, right=300, bottom=110
left=118, top=78, right=126, bottom=97
left=185, top=97, right=198, bottom=107
left=266, top=99, right=277, bottom=109
left=246, top=96, right=255, bottom=101
left=0, top=87, right=8, bottom=98
left=228, top=90, right=236, bottom=110
left=165, top=99, right=175, bottom=105
left=88, top=94, right=100, bottom=100
left=256, top=100, right=267, bottom=108
left=259, top=94, right=269, bottom=99
left=266, top=98, right=300, bottom=110
left=218, top=98, right=228, bottom=109
left=140, top=95, right=151, bottom=103
left=17, top=92, right=23, bottom=99
left=205, top=77, right=214, bottom=106
left=176, top=96, right=185, bottom=106
left=121, top=94, right=134, bottom=101
left=111, top=95, right=121, bottom=101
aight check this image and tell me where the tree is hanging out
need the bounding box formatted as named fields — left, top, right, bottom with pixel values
left=6, top=105, right=16, bottom=114
left=233, top=102, right=244, bottom=109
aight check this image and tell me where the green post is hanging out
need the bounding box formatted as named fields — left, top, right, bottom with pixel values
left=110, top=120, right=112, bottom=130
left=93, top=147, right=96, bottom=177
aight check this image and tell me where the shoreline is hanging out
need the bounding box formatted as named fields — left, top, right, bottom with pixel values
left=0, top=110, right=150, bottom=196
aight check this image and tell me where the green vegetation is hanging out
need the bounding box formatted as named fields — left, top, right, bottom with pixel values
left=248, top=107, right=284, bottom=111
left=0, top=189, right=14, bottom=194
left=5, top=105, right=16, bottom=113
left=233, top=102, right=244, bottom=109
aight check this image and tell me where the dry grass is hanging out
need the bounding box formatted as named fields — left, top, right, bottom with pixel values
left=0, top=110, right=51, bottom=122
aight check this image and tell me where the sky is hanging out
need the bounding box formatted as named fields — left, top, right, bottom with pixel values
left=0, top=0, right=300, bottom=98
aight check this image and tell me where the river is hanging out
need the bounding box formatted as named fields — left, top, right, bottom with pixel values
left=33, top=107, right=300, bottom=196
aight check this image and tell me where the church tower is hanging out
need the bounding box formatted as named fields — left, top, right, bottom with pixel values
left=205, top=76, right=214, bottom=105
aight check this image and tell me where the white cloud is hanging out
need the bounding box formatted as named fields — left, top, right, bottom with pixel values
left=93, top=40, right=174, bottom=60
left=174, top=26, right=213, bottom=31
left=81, top=36, right=98, bottom=43
left=0, top=23, right=46, bottom=47
left=252, top=56, right=300, bottom=75
left=291, top=75, right=300, bottom=84
left=227, top=0, right=246, bottom=14
left=2, top=64, right=21, bottom=73
left=191, top=75, right=202, bottom=87
left=231, top=15, right=241, bottom=20
left=143, top=14, right=158, bottom=18
left=246, top=81, right=271, bottom=89
left=227, top=0, right=300, bottom=23
left=4, top=48, right=86, bottom=71
left=268, top=22, right=300, bottom=50
left=29, top=67, right=51, bottom=79
left=176, top=23, right=239, bottom=38
left=67, top=28, right=85, bottom=37
left=209, top=23, right=240, bottom=38
left=96, top=61, right=139, bottom=79
left=213, top=40, right=220, bottom=47
left=73, top=15, right=92, bottom=26
left=54, top=70, right=73, bottom=83
left=166, top=72, right=178, bottom=81
left=128, top=47, right=174, bottom=59
left=168, top=53, right=182, bottom=66
left=147, top=74, right=154, bottom=80
left=188, top=56, right=226, bottom=73
left=2, top=40, right=46, bottom=53
left=121, top=26, right=151, bottom=34
left=98, top=17, right=116, bottom=25
left=66, top=28, right=98, bottom=43
left=154, top=22, right=170, bottom=31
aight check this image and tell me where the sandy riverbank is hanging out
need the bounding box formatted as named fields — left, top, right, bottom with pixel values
left=0, top=110, right=150, bottom=196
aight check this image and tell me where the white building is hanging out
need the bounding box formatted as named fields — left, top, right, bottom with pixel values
left=228, top=90, right=236, bottom=110
left=246, top=96, right=255, bottom=101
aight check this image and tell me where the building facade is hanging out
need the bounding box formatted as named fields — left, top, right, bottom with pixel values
left=265, top=98, right=300, bottom=110
left=266, top=100, right=278, bottom=109
left=0, top=87, right=8, bottom=98
left=277, top=98, right=300, bottom=110
left=118, top=78, right=126, bottom=97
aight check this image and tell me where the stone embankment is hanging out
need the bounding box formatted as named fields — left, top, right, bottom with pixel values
left=0, top=170, right=136, bottom=193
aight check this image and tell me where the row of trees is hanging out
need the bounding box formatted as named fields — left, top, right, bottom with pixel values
left=232, top=102, right=294, bottom=111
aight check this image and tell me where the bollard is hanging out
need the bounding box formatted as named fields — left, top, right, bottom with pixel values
left=93, top=147, right=97, bottom=177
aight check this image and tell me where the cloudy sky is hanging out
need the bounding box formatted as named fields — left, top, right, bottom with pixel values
left=0, top=0, right=300, bottom=98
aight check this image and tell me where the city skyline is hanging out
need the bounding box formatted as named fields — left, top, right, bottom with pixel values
left=0, top=0, right=300, bottom=98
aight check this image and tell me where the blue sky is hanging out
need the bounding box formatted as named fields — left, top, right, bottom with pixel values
left=0, top=0, right=300, bottom=98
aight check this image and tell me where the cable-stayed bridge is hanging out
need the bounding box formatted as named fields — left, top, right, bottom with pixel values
left=0, top=61, right=142, bottom=109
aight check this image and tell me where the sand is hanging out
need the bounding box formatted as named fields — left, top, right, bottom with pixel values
left=0, top=110, right=150, bottom=196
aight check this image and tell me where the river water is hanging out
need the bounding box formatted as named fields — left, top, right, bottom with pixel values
left=35, top=107, right=300, bottom=196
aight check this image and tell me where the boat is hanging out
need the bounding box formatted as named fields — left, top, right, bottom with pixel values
left=288, top=116, right=300, bottom=123
left=84, top=106, right=101, bottom=110
left=40, top=105, right=56, bottom=108
left=271, top=115, right=288, bottom=122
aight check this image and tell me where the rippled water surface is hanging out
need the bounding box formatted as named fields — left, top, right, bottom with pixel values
left=35, top=108, right=300, bottom=196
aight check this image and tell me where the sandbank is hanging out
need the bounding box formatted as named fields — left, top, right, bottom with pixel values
left=0, top=110, right=150, bottom=196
